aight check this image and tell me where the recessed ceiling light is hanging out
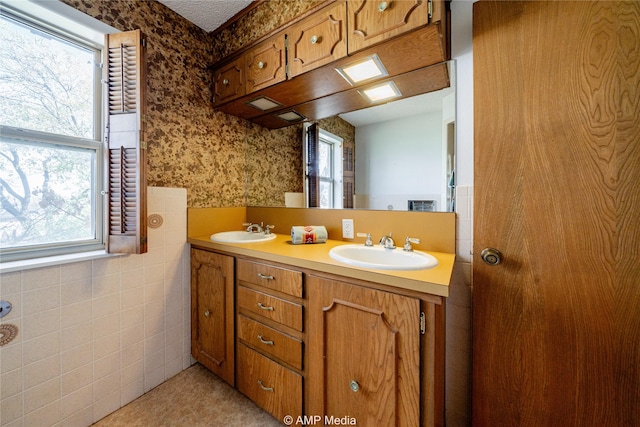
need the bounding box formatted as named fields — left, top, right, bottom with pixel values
left=277, top=111, right=305, bottom=122
left=358, top=81, right=402, bottom=103
left=336, top=54, right=388, bottom=86
left=246, top=96, right=283, bottom=111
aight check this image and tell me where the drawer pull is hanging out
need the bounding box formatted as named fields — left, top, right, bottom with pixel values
left=258, top=380, right=274, bottom=392
left=257, top=302, right=274, bottom=311
left=350, top=379, right=360, bottom=393
left=222, top=78, right=229, bottom=85
left=310, top=35, right=321, bottom=44
left=204, top=310, right=211, bottom=318
left=257, top=61, right=264, bottom=69
left=257, top=273, right=275, bottom=280
left=378, top=1, right=389, bottom=12
left=258, top=335, right=274, bottom=346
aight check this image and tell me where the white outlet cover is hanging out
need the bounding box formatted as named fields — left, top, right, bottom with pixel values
left=342, top=219, right=354, bottom=239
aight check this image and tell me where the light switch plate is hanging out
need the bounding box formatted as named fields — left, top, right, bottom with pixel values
left=342, top=219, right=354, bottom=239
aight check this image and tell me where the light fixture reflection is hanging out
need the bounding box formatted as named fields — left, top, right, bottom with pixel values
left=336, top=54, right=388, bottom=85
left=246, top=96, right=282, bottom=111
left=358, top=81, right=402, bottom=103
left=277, top=111, right=305, bottom=122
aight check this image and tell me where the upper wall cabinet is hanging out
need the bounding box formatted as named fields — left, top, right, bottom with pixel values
left=347, top=0, right=431, bottom=54
left=211, top=0, right=449, bottom=127
left=288, top=1, right=348, bottom=78
left=245, top=32, right=287, bottom=94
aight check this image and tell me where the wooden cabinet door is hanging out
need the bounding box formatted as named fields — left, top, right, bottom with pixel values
left=191, top=249, right=235, bottom=385
left=213, top=56, right=244, bottom=105
left=288, top=1, right=347, bottom=78
left=347, top=0, right=430, bottom=54
left=308, top=275, right=421, bottom=427
left=473, top=2, right=640, bottom=426
left=245, top=33, right=287, bottom=94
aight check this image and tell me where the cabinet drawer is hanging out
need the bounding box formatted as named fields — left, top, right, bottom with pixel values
left=238, top=286, right=303, bottom=331
left=245, top=32, right=287, bottom=94
left=288, top=1, right=347, bottom=78
left=237, top=259, right=303, bottom=297
left=213, top=56, right=245, bottom=104
left=238, top=315, right=303, bottom=369
left=237, top=344, right=303, bottom=421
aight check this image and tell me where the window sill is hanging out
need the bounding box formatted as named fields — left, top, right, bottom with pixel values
left=0, top=250, right=123, bottom=274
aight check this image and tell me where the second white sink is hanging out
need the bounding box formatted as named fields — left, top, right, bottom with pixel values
left=329, top=244, right=438, bottom=271
left=210, top=231, right=276, bottom=243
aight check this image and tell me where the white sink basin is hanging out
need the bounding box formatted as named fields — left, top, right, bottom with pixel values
left=329, top=244, right=438, bottom=271
left=210, top=231, right=277, bottom=243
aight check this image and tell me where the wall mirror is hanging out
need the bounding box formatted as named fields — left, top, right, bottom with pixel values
left=246, top=60, right=456, bottom=212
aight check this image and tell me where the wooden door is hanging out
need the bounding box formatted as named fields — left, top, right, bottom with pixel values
left=473, top=2, right=639, bottom=426
left=191, top=249, right=235, bottom=385
left=245, top=33, right=286, bottom=94
left=213, top=56, right=244, bottom=105
left=288, top=1, right=347, bottom=78
left=308, top=275, right=421, bottom=427
left=347, top=0, right=430, bottom=54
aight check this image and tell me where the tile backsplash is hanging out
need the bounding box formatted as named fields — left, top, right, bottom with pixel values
left=0, top=187, right=191, bottom=426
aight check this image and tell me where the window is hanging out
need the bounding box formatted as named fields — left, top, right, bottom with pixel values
left=0, top=11, right=104, bottom=261
left=1, top=4, right=147, bottom=262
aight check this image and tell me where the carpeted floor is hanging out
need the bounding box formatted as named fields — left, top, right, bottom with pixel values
left=92, top=364, right=283, bottom=426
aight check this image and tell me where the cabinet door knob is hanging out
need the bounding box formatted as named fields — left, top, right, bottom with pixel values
left=310, top=35, right=320, bottom=44
left=350, top=380, right=360, bottom=392
left=480, top=247, right=503, bottom=266
left=258, top=380, right=274, bottom=392
left=222, top=78, right=229, bottom=85
left=378, top=1, right=389, bottom=12
left=257, top=61, right=264, bottom=69
left=204, top=310, right=211, bottom=318
left=257, top=302, right=274, bottom=311
left=258, top=335, right=274, bottom=345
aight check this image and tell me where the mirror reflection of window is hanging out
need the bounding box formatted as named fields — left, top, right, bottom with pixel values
left=304, top=123, right=343, bottom=208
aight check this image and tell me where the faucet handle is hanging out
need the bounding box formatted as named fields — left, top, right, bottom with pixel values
left=265, top=224, right=275, bottom=234
left=356, top=232, right=373, bottom=247
left=403, top=237, right=421, bottom=252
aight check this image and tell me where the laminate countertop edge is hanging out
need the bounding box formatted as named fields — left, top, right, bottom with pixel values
left=188, top=234, right=454, bottom=297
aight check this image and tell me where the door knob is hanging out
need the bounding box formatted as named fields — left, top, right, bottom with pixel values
left=481, top=248, right=502, bottom=266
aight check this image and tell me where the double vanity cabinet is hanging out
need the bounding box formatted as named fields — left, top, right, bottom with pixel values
left=190, top=235, right=451, bottom=426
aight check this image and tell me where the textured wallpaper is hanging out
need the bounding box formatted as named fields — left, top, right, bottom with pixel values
left=63, top=0, right=347, bottom=208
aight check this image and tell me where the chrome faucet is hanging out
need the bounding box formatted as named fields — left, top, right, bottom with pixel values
left=264, top=224, right=275, bottom=234
left=403, top=237, right=421, bottom=252
left=356, top=232, right=373, bottom=247
left=379, top=232, right=396, bottom=249
left=243, top=222, right=263, bottom=233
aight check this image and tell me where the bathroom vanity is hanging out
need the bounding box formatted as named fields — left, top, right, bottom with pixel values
left=188, top=229, right=454, bottom=427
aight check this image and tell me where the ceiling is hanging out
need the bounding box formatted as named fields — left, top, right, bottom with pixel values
left=156, top=0, right=252, bottom=32
left=339, top=87, right=454, bottom=127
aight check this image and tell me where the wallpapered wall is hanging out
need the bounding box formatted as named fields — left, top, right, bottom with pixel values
left=62, top=0, right=345, bottom=208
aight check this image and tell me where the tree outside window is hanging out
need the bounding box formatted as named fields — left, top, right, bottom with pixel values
left=0, top=13, right=102, bottom=255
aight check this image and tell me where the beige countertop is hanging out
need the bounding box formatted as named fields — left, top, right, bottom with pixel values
left=188, top=233, right=454, bottom=297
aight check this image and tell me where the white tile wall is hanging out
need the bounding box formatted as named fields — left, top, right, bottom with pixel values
left=0, top=187, right=192, bottom=427
left=446, top=185, right=473, bottom=426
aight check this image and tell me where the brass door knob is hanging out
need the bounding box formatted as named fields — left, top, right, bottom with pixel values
left=481, top=248, right=503, bottom=266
